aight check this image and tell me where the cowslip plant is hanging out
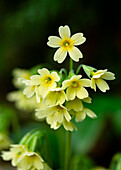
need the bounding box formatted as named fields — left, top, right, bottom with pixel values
left=2, top=25, right=115, bottom=170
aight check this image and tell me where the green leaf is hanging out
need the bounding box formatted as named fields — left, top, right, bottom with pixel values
left=70, top=154, right=94, bottom=170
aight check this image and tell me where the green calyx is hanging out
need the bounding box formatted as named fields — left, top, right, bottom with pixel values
left=19, top=129, right=47, bottom=157
left=82, top=65, right=97, bottom=78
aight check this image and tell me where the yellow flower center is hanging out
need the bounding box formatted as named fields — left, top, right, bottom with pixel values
left=72, top=81, right=78, bottom=87
left=63, top=41, right=70, bottom=47
left=45, top=77, right=52, bottom=83
left=61, top=39, right=73, bottom=49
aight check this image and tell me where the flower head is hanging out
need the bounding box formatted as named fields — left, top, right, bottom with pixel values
left=47, top=25, right=86, bottom=63
left=36, top=104, right=75, bottom=131
left=25, top=68, right=60, bottom=98
left=90, top=69, right=115, bottom=92
left=62, top=75, right=91, bottom=100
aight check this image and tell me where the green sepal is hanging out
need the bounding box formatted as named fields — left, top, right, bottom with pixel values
left=68, top=70, right=75, bottom=79
left=57, top=68, right=67, bottom=87
left=76, top=64, right=83, bottom=74
left=19, top=129, right=48, bottom=161
left=83, top=65, right=97, bottom=78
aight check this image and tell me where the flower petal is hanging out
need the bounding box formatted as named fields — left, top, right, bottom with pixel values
left=66, top=86, right=75, bottom=100
left=82, top=97, right=92, bottom=103
left=101, top=72, right=115, bottom=80
left=54, top=47, right=67, bottom=63
left=91, top=78, right=96, bottom=91
left=84, top=108, right=97, bottom=118
left=23, top=86, right=35, bottom=98
left=76, top=86, right=88, bottom=99
left=79, top=79, right=91, bottom=87
left=96, top=78, right=109, bottom=92
left=30, top=75, right=41, bottom=85
left=59, top=25, right=71, bottom=38
left=68, top=46, right=83, bottom=62
left=71, top=33, right=86, bottom=45
left=62, top=79, right=71, bottom=89
left=63, top=119, right=74, bottom=131
left=93, top=69, right=107, bottom=78
left=51, top=72, right=60, bottom=82
left=66, top=97, right=83, bottom=111
left=75, top=111, right=86, bottom=122
left=38, top=68, right=50, bottom=76
left=47, top=36, right=61, bottom=48
left=64, top=110, right=71, bottom=122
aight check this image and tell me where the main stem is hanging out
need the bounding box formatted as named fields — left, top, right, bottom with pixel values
left=64, top=58, right=73, bottom=170
left=64, top=131, right=72, bottom=170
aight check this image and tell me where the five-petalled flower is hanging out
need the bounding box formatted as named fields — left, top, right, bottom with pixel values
left=90, top=69, right=115, bottom=92
left=47, top=25, right=86, bottom=63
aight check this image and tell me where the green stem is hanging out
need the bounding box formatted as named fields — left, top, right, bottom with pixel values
left=70, top=58, right=73, bottom=71
left=64, top=58, right=73, bottom=170
left=64, top=131, right=72, bottom=170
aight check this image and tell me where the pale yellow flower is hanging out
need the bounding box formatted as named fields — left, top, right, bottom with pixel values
left=47, top=25, right=86, bottom=63
left=7, top=91, right=42, bottom=111
left=36, top=105, right=72, bottom=130
left=91, top=69, right=115, bottom=92
left=62, top=75, right=91, bottom=100
left=65, top=96, right=96, bottom=122
left=44, top=87, right=66, bottom=106
left=0, top=133, right=12, bottom=150
left=75, top=108, right=97, bottom=122
left=25, top=68, right=60, bottom=98
left=17, top=151, right=44, bottom=170
left=1, top=144, right=27, bottom=166
left=12, top=68, right=30, bottom=88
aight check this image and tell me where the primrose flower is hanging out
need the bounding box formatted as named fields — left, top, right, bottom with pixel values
left=12, top=68, right=31, bottom=88
left=36, top=105, right=73, bottom=131
left=1, top=144, right=27, bottom=166
left=7, top=91, right=42, bottom=111
left=17, top=151, right=44, bottom=170
left=25, top=68, right=60, bottom=98
left=44, top=87, right=66, bottom=106
left=62, top=75, right=91, bottom=100
left=47, top=25, right=86, bottom=63
left=90, top=69, right=115, bottom=92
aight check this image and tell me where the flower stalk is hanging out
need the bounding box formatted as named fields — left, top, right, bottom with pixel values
left=64, top=131, right=72, bottom=170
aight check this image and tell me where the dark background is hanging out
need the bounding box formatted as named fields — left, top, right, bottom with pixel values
left=0, top=0, right=121, bottom=169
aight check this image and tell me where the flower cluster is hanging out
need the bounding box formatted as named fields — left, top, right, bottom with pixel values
left=1, top=144, right=50, bottom=170
left=18, top=25, right=115, bottom=131
left=2, top=25, right=115, bottom=170
left=22, top=67, right=97, bottom=131
left=1, top=129, right=52, bottom=170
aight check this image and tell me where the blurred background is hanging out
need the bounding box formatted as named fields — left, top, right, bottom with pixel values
left=0, top=0, right=121, bottom=169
